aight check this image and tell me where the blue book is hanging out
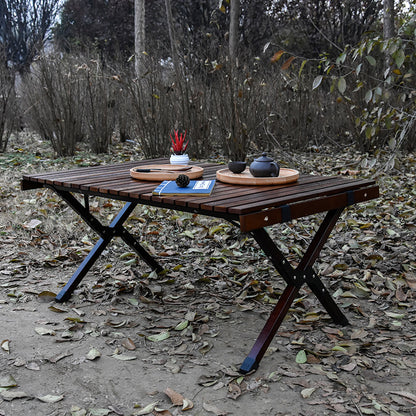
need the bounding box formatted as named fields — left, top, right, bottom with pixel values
left=153, top=180, right=216, bottom=196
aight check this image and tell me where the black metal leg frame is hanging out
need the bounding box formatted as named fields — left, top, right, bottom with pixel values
left=53, top=188, right=162, bottom=302
left=239, top=207, right=349, bottom=373
left=50, top=188, right=349, bottom=374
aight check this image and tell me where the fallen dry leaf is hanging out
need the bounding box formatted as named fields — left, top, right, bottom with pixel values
left=1, top=339, right=10, bottom=353
left=87, top=408, right=111, bottom=416
left=48, top=351, right=73, bottom=363
left=203, top=402, right=229, bottom=415
left=153, top=410, right=172, bottom=416
left=301, top=387, right=316, bottom=398
left=23, top=219, right=42, bottom=229
left=86, top=347, right=101, bottom=360
left=111, top=353, right=136, bottom=361
left=34, top=327, right=56, bottom=336
left=227, top=383, right=241, bottom=400
left=164, top=388, right=193, bottom=410
left=146, top=331, right=170, bottom=342
left=25, top=361, right=40, bottom=371
left=37, top=290, right=57, bottom=302
left=37, top=394, right=64, bottom=403
left=164, top=388, right=184, bottom=406
left=121, top=337, right=136, bottom=350
left=131, top=401, right=158, bottom=415
left=182, top=398, right=194, bottom=411
left=0, top=374, right=17, bottom=388
left=389, top=391, right=416, bottom=405
left=1, top=390, right=29, bottom=401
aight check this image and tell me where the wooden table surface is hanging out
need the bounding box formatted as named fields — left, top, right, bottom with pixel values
left=22, top=159, right=379, bottom=232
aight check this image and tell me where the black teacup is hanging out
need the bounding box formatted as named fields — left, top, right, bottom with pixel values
left=228, top=161, right=247, bottom=174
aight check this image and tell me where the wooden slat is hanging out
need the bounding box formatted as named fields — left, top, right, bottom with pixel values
left=227, top=178, right=375, bottom=215
left=146, top=176, right=337, bottom=212
left=40, top=162, right=217, bottom=196
left=22, top=160, right=140, bottom=182
left=51, top=161, right=168, bottom=188
left=21, top=159, right=166, bottom=187
left=200, top=177, right=348, bottom=213
left=183, top=176, right=372, bottom=214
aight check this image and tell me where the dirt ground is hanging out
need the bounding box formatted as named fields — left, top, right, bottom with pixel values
left=1, top=134, right=416, bottom=416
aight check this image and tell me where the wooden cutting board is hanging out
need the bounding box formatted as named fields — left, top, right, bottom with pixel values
left=216, top=167, right=299, bottom=185
left=130, top=164, right=204, bottom=181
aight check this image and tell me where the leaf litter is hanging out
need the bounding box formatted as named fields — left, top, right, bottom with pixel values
left=1, top=133, right=416, bottom=414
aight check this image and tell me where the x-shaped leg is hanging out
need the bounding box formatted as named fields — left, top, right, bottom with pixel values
left=51, top=188, right=163, bottom=302
left=239, top=208, right=348, bottom=373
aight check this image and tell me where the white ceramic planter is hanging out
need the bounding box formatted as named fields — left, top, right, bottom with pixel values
left=170, top=154, right=190, bottom=165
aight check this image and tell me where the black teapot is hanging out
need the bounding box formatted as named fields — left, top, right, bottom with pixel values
left=249, top=153, right=280, bottom=177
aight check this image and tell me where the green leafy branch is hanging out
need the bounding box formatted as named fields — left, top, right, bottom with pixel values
left=312, top=33, right=416, bottom=153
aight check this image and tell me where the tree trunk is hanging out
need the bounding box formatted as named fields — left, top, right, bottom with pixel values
left=228, top=0, right=245, bottom=160
left=134, top=0, right=145, bottom=77
left=229, top=0, right=240, bottom=66
left=164, top=0, right=181, bottom=83
left=383, top=0, right=395, bottom=71
left=164, top=0, right=188, bottom=129
left=383, top=0, right=395, bottom=39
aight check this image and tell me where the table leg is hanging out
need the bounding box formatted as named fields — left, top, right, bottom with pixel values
left=296, top=208, right=348, bottom=325
left=55, top=236, right=110, bottom=302
left=119, top=229, right=162, bottom=273
left=240, top=208, right=348, bottom=372
left=239, top=284, right=300, bottom=374
left=306, top=274, right=349, bottom=325
left=250, top=228, right=299, bottom=287
left=52, top=189, right=162, bottom=302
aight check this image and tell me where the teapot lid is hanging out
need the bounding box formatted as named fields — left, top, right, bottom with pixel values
left=255, top=152, right=274, bottom=162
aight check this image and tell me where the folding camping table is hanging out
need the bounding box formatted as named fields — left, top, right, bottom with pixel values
left=21, top=159, right=379, bottom=373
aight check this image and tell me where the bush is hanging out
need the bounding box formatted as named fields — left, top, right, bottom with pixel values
left=79, top=59, right=118, bottom=153
left=210, top=56, right=354, bottom=160
left=21, top=54, right=86, bottom=156
left=266, top=61, right=354, bottom=151
left=0, top=54, right=17, bottom=152
left=18, top=52, right=361, bottom=160
left=314, top=32, right=416, bottom=153
left=119, top=65, right=175, bottom=158
left=117, top=58, right=217, bottom=159
left=211, top=63, right=268, bottom=160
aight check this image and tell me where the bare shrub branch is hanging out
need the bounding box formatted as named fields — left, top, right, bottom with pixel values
left=0, top=50, right=17, bottom=152
left=21, top=54, right=86, bottom=156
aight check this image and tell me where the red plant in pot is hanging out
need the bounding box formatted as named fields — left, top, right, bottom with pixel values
left=170, top=130, right=188, bottom=155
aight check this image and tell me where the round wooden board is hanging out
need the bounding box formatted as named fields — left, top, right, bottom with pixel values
left=130, top=164, right=204, bottom=181
left=216, top=167, right=299, bottom=185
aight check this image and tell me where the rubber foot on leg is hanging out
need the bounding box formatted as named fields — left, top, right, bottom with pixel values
left=239, top=356, right=259, bottom=374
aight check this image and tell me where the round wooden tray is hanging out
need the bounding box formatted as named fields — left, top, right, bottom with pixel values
left=216, top=167, right=299, bottom=185
left=130, top=164, right=204, bottom=181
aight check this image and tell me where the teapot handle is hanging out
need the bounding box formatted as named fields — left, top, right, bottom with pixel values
left=270, top=162, right=280, bottom=177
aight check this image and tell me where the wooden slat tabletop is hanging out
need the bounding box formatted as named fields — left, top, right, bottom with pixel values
left=22, top=160, right=379, bottom=229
